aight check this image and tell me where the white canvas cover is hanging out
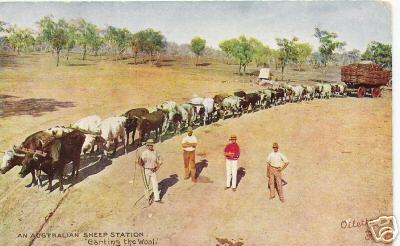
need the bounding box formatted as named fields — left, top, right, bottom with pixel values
left=258, top=68, right=270, bottom=79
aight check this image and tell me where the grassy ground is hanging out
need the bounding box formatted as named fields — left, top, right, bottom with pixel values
left=1, top=52, right=389, bottom=246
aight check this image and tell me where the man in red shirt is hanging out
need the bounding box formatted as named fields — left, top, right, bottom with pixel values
left=224, top=134, right=240, bottom=192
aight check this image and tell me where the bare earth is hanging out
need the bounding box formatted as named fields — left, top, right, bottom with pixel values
left=0, top=54, right=391, bottom=246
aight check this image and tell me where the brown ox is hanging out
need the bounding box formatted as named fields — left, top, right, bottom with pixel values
left=18, top=130, right=85, bottom=191
left=124, top=108, right=149, bottom=145
left=137, top=111, right=165, bottom=145
left=1, top=131, right=54, bottom=187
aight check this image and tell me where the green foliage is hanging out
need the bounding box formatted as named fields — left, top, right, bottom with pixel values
left=190, top=36, right=206, bottom=63
left=105, top=26, right=131, bottom=59
left=219, top=35, right=256, bottom=74
left=37, top=16, right=68, bottom=66
left=314, top=28, right=345, bottom=66
left=219, top=38, right=239, bottom=64
left=250, top=38, right=273, bottom=67
left=7, top=27, right=35, bottom=54
left=276, top=37, right=299, bottom=76
left=76, top=19, right=101, bottom=60
left=362, top=41, right=392, bottom=69
left=294, top=42, right=312, bottom=69
left=64, top=21, right=77, bottom=59
left=129, top=28, right=165, bottom=63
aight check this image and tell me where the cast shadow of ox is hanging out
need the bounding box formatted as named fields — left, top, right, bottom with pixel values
left=0, top=94, right=75, bottom=118
left=159, top=174, right=179, bottom=199
left=37, top=154, right=113, bottom=192
left=33, top=143, right=130, bottom=192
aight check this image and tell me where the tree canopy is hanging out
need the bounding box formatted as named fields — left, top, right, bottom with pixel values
left=314, top=28, right=345, bottom=66
left=276, top=37, right=299, bottom=77
left=7, top=27, right=35, bottom=54
left=37, top=16, right=68, bottom=66
left=191, top=36, right=206, bottom=64
left=362, top=41, right=391, bottom=69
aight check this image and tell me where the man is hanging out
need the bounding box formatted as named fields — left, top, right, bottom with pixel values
left=139, top=139, right=162, bottom=203
left=224, top=134, right=240, bottom=192
left=181, top=126, right=197, bottom=182
left=266, top=142, right=289, bottom=203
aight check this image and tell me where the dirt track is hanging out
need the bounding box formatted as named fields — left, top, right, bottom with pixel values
left=0, top=90, right=391, bottom=245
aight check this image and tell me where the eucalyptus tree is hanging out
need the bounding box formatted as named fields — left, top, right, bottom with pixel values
left=190, top=36, right=206, bottom=65
left=105, top=26, right=131, bottom=60
left=37, top=16, right=68, bottom=66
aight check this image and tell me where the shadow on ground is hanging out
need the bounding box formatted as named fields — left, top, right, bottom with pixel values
left=0, top=94, right=75, bottom=118
left=159, top=174, right=179, bottom=199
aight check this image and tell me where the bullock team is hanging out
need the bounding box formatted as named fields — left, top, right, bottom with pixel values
left=0, top=81, right=347, bottom=192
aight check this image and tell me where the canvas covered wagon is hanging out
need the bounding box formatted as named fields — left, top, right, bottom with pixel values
left=341, top=62, right=390, bottom=98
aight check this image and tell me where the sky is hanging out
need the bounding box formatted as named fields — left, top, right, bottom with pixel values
left=0, top=1, right=393, bottom=52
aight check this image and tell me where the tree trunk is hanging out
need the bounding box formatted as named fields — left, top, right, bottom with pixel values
left=66, top=49, right=70, bottom=60
left=82, top=45, right=87, bottom=60
left=56, top=50, right=60, bottom=67
left=281, top=64, right=285, bottom=80
left=238, top=63, right=241, bottom=74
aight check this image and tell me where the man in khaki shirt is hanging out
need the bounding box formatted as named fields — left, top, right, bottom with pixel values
left=181, top=127, right=198, bottom=182
left=266, top=142, right=289, bottom=203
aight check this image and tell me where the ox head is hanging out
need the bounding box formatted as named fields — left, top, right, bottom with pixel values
left=0, top=146, right=26, bottom=174
left=18, top=151, right=45, bottom=178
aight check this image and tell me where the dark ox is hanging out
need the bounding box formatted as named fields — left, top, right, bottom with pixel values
left=137, top=111, right=165, bottom=145
left=19, top=130, right=85, bottom=191
left=213, top=93, right=230, bottom=118
left=234, top=91, right=247, bottom=98
left=244, top=93, right=261, bottom=112
left=1, top=131, right=54, bottom=187
left=123, top=108, right=149, bottom=145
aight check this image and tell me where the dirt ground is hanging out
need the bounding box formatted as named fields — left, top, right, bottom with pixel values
left=0, top=54, right=391, bottom=245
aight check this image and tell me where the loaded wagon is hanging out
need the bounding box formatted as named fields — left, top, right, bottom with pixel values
left=341, top=63, right=390, bottom=98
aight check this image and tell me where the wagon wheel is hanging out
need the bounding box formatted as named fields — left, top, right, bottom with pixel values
left=371, top=87, right=381, bottom=98
left=357, top=87, right=366, bottom=98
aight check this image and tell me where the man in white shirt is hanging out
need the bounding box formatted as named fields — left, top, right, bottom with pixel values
left=181, top=127, right=198, bottom=182
left=266, top=142, right=289, bottom=203
left=140, top=139, right=162, bottom=203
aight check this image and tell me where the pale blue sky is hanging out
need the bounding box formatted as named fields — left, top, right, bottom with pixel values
left=0, top=1, right=392, bottom=51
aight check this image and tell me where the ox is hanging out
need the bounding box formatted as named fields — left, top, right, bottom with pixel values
left=321, top=84, right=332, bottom=99
left=244, top=93, right=261, bottom=112
left=19, top=130, right=85, bottom=191
left=71, top=115, right=101, bottom=134
left=221, top=96, right=242, bottom=118
left=137, top=111, right=165, bottom=144
left=124, top=108, right=149, bottom=145
left=99, top=116, right=127, bottom=156
left=1, top=131, right=54, bottom=187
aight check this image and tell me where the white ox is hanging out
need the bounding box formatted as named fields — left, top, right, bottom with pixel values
left=99, top=116, right=127, bottom=156
left=188, top=97, right=216, bottom=125
left=177, top=104, right=194, bottom=129
left=71, top=115, right=102, bottom=134
left=289, top=85, right=305, bottom=102
left=302, top=85, right=315, bottom=101
left=157, top=101, right=180, bottom=133
left=222, top=96, right=241, bottom=118
left=321, top=84, right=332, bottom=99
left=81, top=134, right=106, bottom=160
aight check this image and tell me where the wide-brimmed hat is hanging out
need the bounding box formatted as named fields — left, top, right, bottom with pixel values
left=230, top=134, right=237, bottom=140
left=187, top=127, right=193, bottom=132
left=272, top=142, right=279, bottom=148
left=146, top=139, right=154, bottom=146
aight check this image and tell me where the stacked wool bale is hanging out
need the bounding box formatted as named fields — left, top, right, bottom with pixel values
left=341, top=63, right=390, bottom=85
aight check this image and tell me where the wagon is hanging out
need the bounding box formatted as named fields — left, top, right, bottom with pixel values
left=341, top=63, right=390, bottom=98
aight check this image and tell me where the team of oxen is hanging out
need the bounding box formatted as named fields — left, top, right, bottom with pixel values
left=0, top=81, right=347, bottom=192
